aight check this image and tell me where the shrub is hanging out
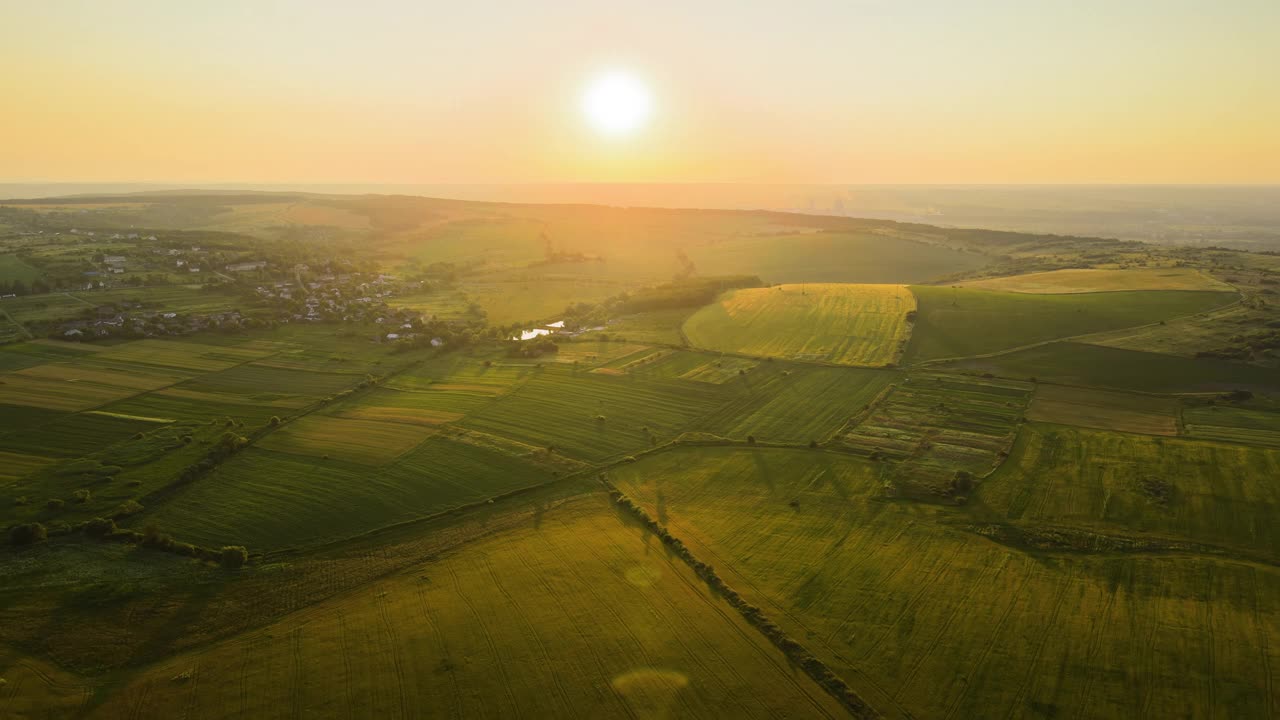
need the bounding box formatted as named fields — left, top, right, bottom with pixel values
left=46, top=498, right=65, bottom=512
left=595, top=414, right=607, bottom=423
left=747, top=435, right=756, bottom=445
left=9, top=522, right=47, bottom=546
left=269, top=416, right=281, bottom=426
left=133, top=432, right=145, bottom=440
left=72, top=489, right=92, bottom=504
left=220, top=546, right=249, bottom=569
left=84, top=517, right=116, bottom=537
left=13, top=496, right=28, bottom=506
left=808, top=440, right=819, bottom=449
left=112, top=500, right=144, bottom=518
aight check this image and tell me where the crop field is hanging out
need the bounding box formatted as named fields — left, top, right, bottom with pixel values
left=0, top=253, right=43, bottom=283
left=0, top=450, right=54, bottom=483
left=0, top=371, right=146, bottom=412
left=686, top=230, right=987, bottom=284
left=550, top=340, right=653, bottom=367
left=89, top=338, right=275, bottom=374
left=0, top=411, right=164, bottom=457
left=697, top=365, right=896, bottom=443
left=1183, top=405, right=1280, bottom=448
left=684, top=283, right=914, bottom=366
left=956, top=267, right=1234, bottom=293
left=0, top=654, right=92, bottom=718
left=462, top=365, right=730, bottom=461
left=937, top=341, right=1280, bottom=393
left=258, top=415, right=437, bottom=465
left=142, top=433, right=561, bottom=550
left=0, top=340, right=98, bottom=372
left=87, top=492, right=846, bottom=719
left=837, top=374, right=1031, bottom=489
left=1026, top=384, right=1180, bottom=435
left=981, top=424, right=1280, bottom=556
left=903, top=286, right=1237, bottom=362
left=611, top=446, right=1280, bottom=720
left=181, top=362, right=359, bottom=398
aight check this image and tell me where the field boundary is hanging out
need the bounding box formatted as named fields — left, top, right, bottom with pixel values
left=602, top=477, right=880, bottom=720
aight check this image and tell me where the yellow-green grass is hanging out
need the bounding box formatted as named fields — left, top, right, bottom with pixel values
left=0, top=253, right=43, bottom=283
left=91, top=338, right=273, bottom=373
left=611, top=446, right=1280, bottom=720
left=0, top=653, right=92, bottom=718
left=98, top=387, right=304, bottom=426
left=141, top=434, right=560, bottom=549
left=686, top=230, right=988, bottom=284
left=684, top=283, right=914, bottom=366
left=1183, top=406, right=1280, bottom=448
left=838, top=375, right=1031, bottom=487
left=94, top=492, right=846, bottom=718
left=903, top=286, right=1237, bottom=363
left=0, top=404, right=65, bottom=435
left=680, top=356, right=760, bottom=384
left=385, top=352, right=531, bottom=394
left=956, top=267, right=1234, bottom=294
left=461, top=365, right=731, bottom=462
left=393, top=277, right=622, bottom=326
left=550, top=341, right=653, bottom=367
left=181, top=363, right=360, bottom=398
left=937, top=341, right=1280, bottom=394
left=13, top=362, right=185, bottom=390
left=0, top=374, right=140, bottom=411
left=0, top=411, right=165, bottom=458
left=1026, top=384, right=1180, bottom=435
left=0, top=341, right=99, bottom=373
left=0, top=451, right=54, bottom=483
left=257, top=415, right=435, bottom=466
left=981, top=424, right=1280, bottom=557
left=697, top=365, right=897, bottom=444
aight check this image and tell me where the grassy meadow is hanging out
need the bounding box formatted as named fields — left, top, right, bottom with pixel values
left=611, top=446, right=1280, bottom=720
left=683, top=283, right=914, bottom=366
left=904, top=286, right=1236, bottom=363
left=79, top=492, right=848, bottom=719
left=956, top=267, right=1234, bottom=293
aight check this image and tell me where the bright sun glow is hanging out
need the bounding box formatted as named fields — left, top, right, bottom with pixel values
left=581, top=70, right=653, bottom=137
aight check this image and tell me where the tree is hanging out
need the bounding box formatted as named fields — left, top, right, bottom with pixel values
left=952, top=470, right=974, bottom=494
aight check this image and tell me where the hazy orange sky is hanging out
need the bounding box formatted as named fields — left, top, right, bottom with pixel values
left=2, top=1, right=1277, bottom=184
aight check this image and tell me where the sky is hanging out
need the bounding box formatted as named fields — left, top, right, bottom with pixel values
left=2, top=0, right=1277, bottom=185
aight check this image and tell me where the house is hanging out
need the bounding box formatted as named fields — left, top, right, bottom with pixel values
left=64, top=328, right=83, bottom=337
left=385, top=333, right=400, bottom=341
left=430, top=337, right=444, bottom=347
left=103, top=255, right=126, bottom=265
left=189, top=267, right=201, bottom=273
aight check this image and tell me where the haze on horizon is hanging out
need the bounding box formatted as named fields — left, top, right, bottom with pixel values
left=2, top=0, right=1277, bottom=186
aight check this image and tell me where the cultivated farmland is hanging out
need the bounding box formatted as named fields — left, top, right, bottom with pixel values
left=903, top=286, right=1236, bottom=363
left=1025, top=384, right=1180, bottom=435
left=611, top=446, right=1280, bottom=720
left=1183, top=405, right=1280, bottom=448
left=684, top=283, right=914, bottom=366
left=88, top=492, right=848, bottom=719
left=837, top=374, right=1031, bottom=492
left=956, top=267, right=1234, bottom=294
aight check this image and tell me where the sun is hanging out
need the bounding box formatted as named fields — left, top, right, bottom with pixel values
left=581, top=70, right=653, bottom=137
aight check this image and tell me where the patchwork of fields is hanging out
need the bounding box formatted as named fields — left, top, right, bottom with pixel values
left=956, top=267, right=1234, bottom=294
left=683, top=283, right=914, bottom=366
left=838, top=374, right=1032, bottom=491
left=611, top=447, right=1280, bottom=720
left=87, top=493, right=848, bottom=719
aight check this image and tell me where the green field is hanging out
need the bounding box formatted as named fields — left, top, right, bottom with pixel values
left=1183, top=405, right=1280, bottom=448
left=611, top=446, right=1280, bottom=719
left=687, top=230, right=987, bottom=284
left=0, top=254, right=42, bottom=283
left=838, top=374, right=1032, bottom=491
left=903, top=286, right=1236, bottom=362
left=956, top=267, right=1234, bottom=294
left=684, top=283, right=914, bottom=366
left=1025, top=384, right=1180, bottom=435
left=980, top=424, right=1280, bottom=557
left=696, top=365, right=896, bottom=443
left=937, top=341, right=1280, bottom=393
left=461, top=364, right=730, bottom=461
left=140, top=434, right=557, bottom=550
left=82, top=492, right=847, bottom=719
